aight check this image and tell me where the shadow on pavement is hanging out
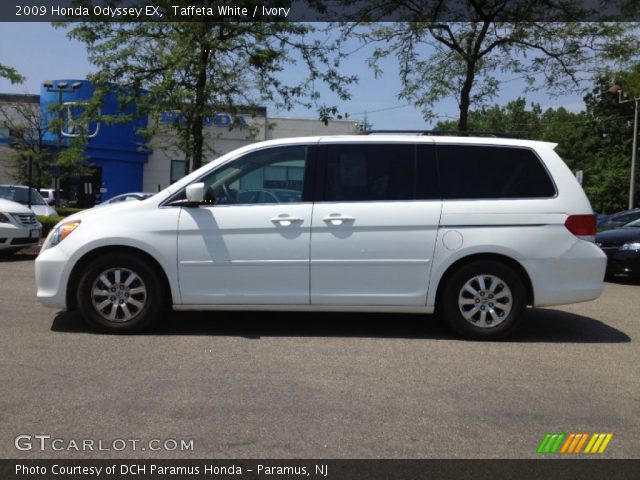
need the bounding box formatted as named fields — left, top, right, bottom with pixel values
left=51, top=307, right=630, bottom=344
left=0, top=251, right=37, bottom=262
left=605, top=275, right=640, bottom=286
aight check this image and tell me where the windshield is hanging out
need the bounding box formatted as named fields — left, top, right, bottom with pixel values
left=0, top=186, right=47, bottom=205
left=625, top=218, right=640, bottom=228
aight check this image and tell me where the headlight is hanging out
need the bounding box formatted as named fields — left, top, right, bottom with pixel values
left=41, top=220, right=81, bottom=251
left=0, top=212, right=11, bottom=223
left=620, top=242, right=640, bottom=251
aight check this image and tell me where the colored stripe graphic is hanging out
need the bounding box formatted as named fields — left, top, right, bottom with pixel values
left=584, top=433, right=614, bottom=454
left=537, top=433, right=565, bottom=454
left=539, top=433, right=613, bottom=454
left=537, top=434, right=553, bottom=454
left=574, top=433, right=589, bottom=453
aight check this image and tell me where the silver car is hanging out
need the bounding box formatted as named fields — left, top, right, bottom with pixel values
left=0, top=198, right=41, bottom=252
left=0, top=185, right=58, bottom=217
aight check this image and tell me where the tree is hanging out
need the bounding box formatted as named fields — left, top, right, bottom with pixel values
left=62, top=0, right=355, bottom=174
left=582, top=74, right=637, bottom=212
left=0, top=97, right=52, bottom=187
left=0, top=64, right=24, bottom=84
left=342, top=0, right=639, bottom=130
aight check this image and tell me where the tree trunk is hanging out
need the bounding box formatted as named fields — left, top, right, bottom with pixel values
left=457, top=62, right=476, bottom=132
left=191, top=42, right=210, bottom=171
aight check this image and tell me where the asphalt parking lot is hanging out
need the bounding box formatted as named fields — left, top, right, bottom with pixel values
left=0, top=252, right=638, bottom=459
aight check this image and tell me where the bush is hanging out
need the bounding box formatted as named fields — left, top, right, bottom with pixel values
left=37, top=215, right=64, bottom=236
left=56, top=207, right=85, bottom=217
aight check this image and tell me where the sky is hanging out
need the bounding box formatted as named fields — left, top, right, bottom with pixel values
left=0, top=22, right=588, bottom=130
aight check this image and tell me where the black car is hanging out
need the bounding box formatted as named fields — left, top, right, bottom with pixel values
left=597, top=208, right=640, bottom=231
left=595, top=218, right=640, bottom=277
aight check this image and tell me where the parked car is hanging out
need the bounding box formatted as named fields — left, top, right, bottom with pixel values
left=597, top=208, right=640, bottom=231
left=0, top=185, right=57, bottom=217
left=95, top=192, right=154, bottom=207
left=35, top=135, right=606, bottom=340
left=0, top=198, right=41, bottom=252
left=39, top=188, right=68, bottom=207
left=596, top=218, right=640, bottom=278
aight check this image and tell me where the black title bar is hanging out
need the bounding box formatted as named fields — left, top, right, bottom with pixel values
left=1, top=459, right=639, bottom=480
left=2, top=0, right=640, bottom=22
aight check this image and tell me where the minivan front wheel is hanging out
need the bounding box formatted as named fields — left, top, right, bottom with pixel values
left=440, top=260, right=526, bottom=340
left=76, top=253, right=165, bottom=333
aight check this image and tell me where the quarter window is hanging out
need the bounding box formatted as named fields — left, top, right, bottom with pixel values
left=437, top=145, right=556, bottom=199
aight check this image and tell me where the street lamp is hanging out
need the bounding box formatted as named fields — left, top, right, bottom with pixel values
left=606, top=83, right=638, bottom=210
left=42, top=80, right=82, bottom=208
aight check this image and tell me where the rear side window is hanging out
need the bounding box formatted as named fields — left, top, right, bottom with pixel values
left=323, top=143, right=438, bottom=201
left=437, top=145, right=556, bottom=199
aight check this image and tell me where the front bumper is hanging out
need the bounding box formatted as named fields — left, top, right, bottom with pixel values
left=0, top=224, right=40, bottom=250
left=603, top=249, right=640, bottom=277
left=35, top=245, right=72, bottom=309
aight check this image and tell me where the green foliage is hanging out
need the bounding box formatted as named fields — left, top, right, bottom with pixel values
left=56, top=207, right=85, bottom=217
left=612, top=63, right=640, bottom=98
left=0, top=64, right=24, bottom=84
left=37, top=216, right=64, bottom=236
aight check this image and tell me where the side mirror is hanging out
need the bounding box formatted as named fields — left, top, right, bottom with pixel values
left=185, top=182, right=205, bottom=203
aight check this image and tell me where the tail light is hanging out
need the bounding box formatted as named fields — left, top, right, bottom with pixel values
left=565, top=214, right=597, bottom=239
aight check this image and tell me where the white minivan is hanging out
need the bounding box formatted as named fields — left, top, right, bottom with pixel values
left=35, top=135, right=606, bottom=339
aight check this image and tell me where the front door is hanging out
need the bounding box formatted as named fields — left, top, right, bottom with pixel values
left=177, top=144, right=313, bottom=305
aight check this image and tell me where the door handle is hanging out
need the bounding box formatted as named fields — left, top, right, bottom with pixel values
left=271, top=216, right=303, bottom=227
left=323, top=214, right=355, bottom=226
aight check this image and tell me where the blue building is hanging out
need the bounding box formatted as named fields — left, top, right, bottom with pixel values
left=39, top=79, right=149, bottom=204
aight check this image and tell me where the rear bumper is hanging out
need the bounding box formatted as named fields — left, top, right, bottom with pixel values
left=35, top=246, right=72, bottom=309
left=523, top=240, right=607, bottom=307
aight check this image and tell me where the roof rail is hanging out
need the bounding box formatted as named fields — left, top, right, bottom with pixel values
left=362, top=130, right=513, bottom=138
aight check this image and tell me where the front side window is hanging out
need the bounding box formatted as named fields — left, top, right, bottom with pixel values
left=199, top=145, right=308, bottom=205
left=323, top=144, right=418, bottom=201
left=437, top=145, right=556, bottom=199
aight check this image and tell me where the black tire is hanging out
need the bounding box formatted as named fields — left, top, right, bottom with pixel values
left=439, top=260, right=526, bottom=340
left=76, top=253, right=166, bottom=333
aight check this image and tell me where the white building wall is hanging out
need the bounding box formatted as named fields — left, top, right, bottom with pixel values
left=266, top=117, right=359, bottom=139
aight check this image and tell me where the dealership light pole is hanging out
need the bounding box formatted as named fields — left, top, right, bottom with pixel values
left=607, top=83, right=638, bottom=210
left=42, top=80, right=82, bottom=208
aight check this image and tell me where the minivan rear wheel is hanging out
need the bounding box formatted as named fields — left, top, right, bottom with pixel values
left=76, top=253, right=165, bottom=333
left=440, top=260, right=526, bottom=340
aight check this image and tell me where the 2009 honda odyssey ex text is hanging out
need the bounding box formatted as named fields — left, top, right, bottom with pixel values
left=35, top=135, right=606, bottom=339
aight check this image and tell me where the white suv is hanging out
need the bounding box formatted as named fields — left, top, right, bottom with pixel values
left=35, top=135, right=606, bottom=339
